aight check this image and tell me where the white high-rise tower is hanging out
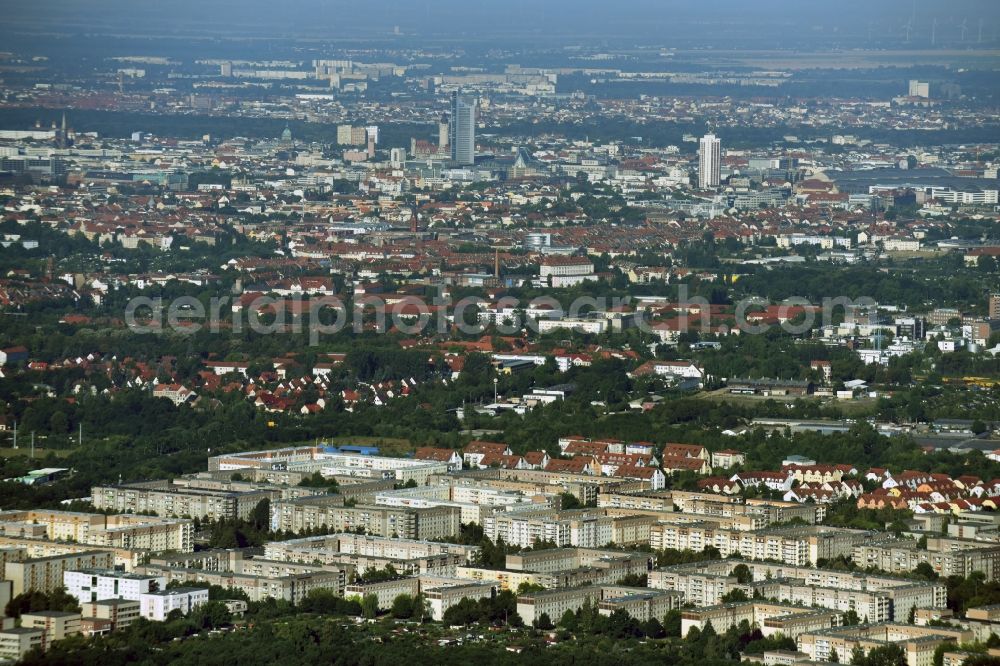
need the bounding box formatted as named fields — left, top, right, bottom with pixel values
left=698, top=133, right=721, bottom=189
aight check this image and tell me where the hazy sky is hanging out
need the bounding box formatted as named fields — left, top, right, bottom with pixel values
left=4, top=0, right=999, bottom=42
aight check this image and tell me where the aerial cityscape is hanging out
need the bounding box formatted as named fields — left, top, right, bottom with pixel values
left=0, top=0, right=999, bottom=664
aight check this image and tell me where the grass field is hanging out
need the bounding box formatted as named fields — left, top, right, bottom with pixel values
left=695, top=388, right=877, bottom=415
left=887, top=250, right=940, bottom=261
left=0, top=447, right=73, bottom=459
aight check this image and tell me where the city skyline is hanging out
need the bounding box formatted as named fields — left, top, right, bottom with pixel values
left=0, top=1, right=998, bottom=664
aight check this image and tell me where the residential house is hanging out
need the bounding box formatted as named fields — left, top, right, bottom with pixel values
left=522, top=451, right=551, bottom=470
left=414, top=447, right=463, bottom=472
left=711, top=450, right=746, bottom=470
left=661, top=456, right=711, bottom=476
left=152, top=384, right=197, bottom=406
left=731, top=471, right=793, bottom=492
left=0, top=346, right=28, bottom=365
left=661, top=443, right=709, bottom=461
left=544, top=458, right=598, bottom=475
left=783, top=465, right=844, bottom=485
left=697, top=477, right=741, bottom=495
left=613, top=465, right=666, bottom=490
left=463, top=441, right=514, bottom=469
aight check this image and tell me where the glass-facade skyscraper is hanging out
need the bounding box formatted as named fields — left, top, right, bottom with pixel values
left=449, top=91, right=477, bottom=166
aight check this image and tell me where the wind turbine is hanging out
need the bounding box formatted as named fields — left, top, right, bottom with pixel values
left=903, top=19, right=913, bottom=44
left=931, top=18, right=938, bottom=46
left=960, top=18, right=969, bottom=43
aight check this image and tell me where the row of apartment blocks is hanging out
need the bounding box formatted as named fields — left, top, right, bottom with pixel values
left=484, top=505, right=660, bottom=549
left=94, top=534, right=480, bottom=605
left=342, top=576, right=500, bottom=622
left=0, top=509, right=193, bottom=553
left=55, top=538, right=487, bottom=620
left=262, top=533, right=479, bottom=575
left=89, top=466, right=619, bottom=537
left=135, top=559, right=347, bottom=604
left=3, top=550, right=115, bottom=597
left=52, top=558, right=998, bottom=666
left=649, top=522, right=866, bottom=566
left=269, top=495, right=462, bottom=540
left=119, top=547, right=349, bottom=604
left=650, top=560, right=947, bottom=624
left=456, top=547, right=652, bottom=591
left=130, top=539, right=500, bottom=622
left=0, top=532, right=149, bottom=572
left=516, top=585, right=682, bottom=626
left=0, top=588, right=220, bottom=660
left=369, top=482, right=557, bottom=525
left=61, top=567, right=210, bottom=622
left=594, top=503, right=823, bottom=538
left=596, top=490, right=822, bottom=528
left=853, top=535, right=1000, bottom=579
left=682, top=601, right=843, bottom=641
left=477, top=467, right=652, bottom=505
left=171, top=455, right=855, bottom=555
left=796, top=623, right=971, bottom=666
left=682, top=601, right=972, bottom=666
left=0, top=590, right=213, bottom=659
left=667, top=490, right=824, bottom=523
left=56, top=556, right=334, bottom=609
left=89, top=477, right=326, bottom=522
left=84, top=448, right=669, bottom=549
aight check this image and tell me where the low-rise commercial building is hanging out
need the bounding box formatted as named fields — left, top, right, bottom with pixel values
left=139, top=587, right=209, bottom=621
left=80, top=599, right=141, bottom=630
left=963, top=604, right=1000, bottom=642
left=345, top=577, right=420, bottom=610
left=424, top=582, right=497, bottom=622
left=598, top=588, right=682, bottom=621
left=0, top=627, right=45, bottom=660
left=20, top=611, right=81, bottom=641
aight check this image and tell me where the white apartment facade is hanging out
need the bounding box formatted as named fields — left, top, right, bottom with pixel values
left=138, top=587, right=209, bottom=621
left=64, top=569, right=166, bottom=603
